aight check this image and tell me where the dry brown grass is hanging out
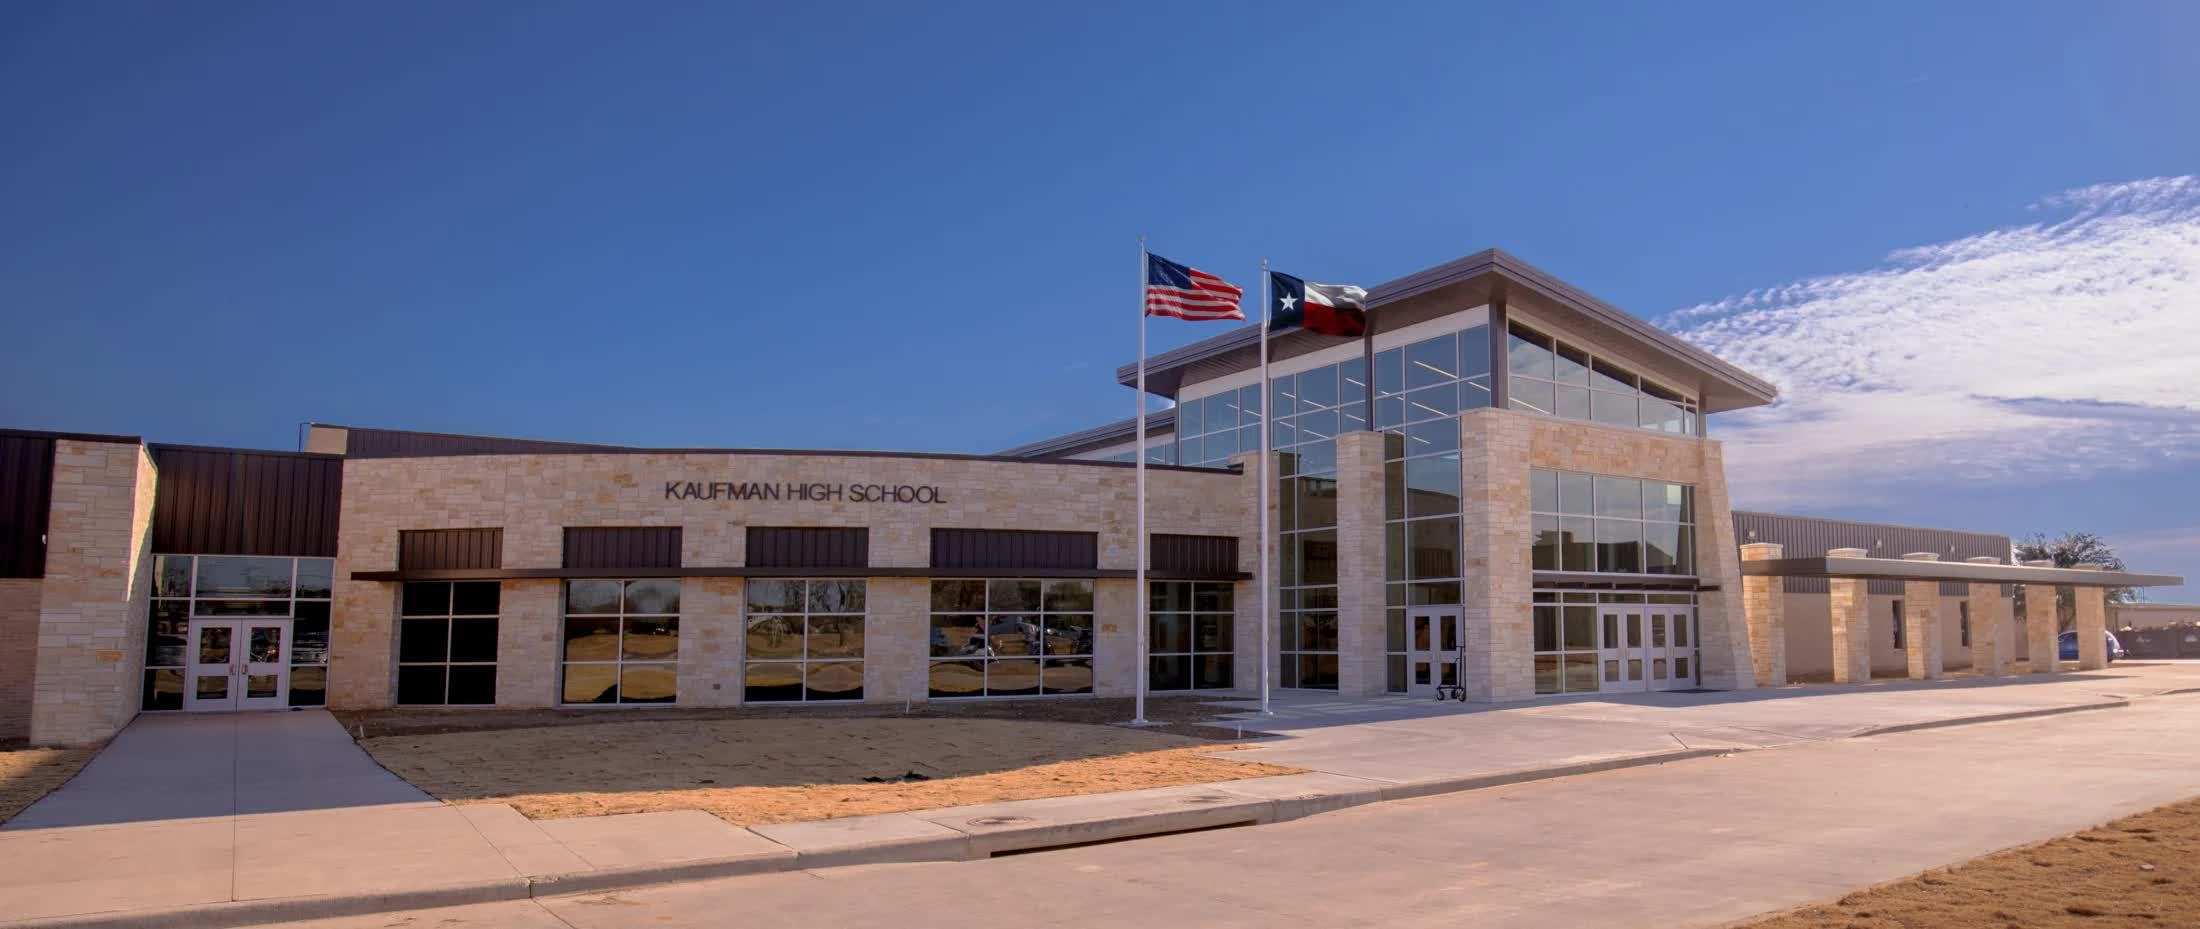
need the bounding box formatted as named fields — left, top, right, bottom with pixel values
left=0, top=746, right=97, bottom=825
left=357, top=715, right=1299, bottom=827
left=1746, top=796, right=2200, bottom=928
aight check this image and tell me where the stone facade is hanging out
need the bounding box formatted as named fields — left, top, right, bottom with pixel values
left=1740, top=542, right=1786, bottom=687
left=2072, top=564, right=2110, bottom=670
left=0, top=579, right=42, bottom=741
left=30, top=440, right=157, bottom=746
left=1459, top=409, right=1752, bottom=700
left=330, top=452, right=1256, bottom=709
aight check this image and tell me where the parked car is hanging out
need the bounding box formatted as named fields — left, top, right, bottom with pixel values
left=2058, top=629, right=2126, bottom=663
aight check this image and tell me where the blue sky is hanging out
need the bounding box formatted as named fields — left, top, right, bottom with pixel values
left=3, top=2, right=2196, bottom=597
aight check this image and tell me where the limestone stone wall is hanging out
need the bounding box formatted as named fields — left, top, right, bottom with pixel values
left=1333, top=432, right=1387, bottom=696
left=331, top=452, right=1252, bottom=708
left=1458, top=408, right=1753, bottom=698
left=30, top=441, right=157, bottom=746
left=0, top=579, right=42, bottom=741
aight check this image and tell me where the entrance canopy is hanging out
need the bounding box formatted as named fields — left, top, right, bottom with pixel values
left=1741, top=555, right=2183, bottom=588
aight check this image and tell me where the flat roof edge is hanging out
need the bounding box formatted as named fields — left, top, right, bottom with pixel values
left=1743, top=556, right=2183, bottom=588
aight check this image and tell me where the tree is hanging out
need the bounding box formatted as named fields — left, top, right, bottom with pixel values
left=2012, top=531, right=2137, bottom=634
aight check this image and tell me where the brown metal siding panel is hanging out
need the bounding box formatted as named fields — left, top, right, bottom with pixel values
left=0, top=436, right=56, bottom=578
left=564, top=527, right=683, bottom=571
left=149, top=447, right=342, bottom=557
left=930, top=529, right=1098, bottom=571
left=1732, top=511, right=2009, bottom=596
left=1150, top=534, right=1238, bottom=577
left=398, top=528, right=504, bottom=571
left=746, top=527, right=869, bottom=569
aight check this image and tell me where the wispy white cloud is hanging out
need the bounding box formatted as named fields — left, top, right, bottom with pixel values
left=1663, top=175, right=2200, bottom=509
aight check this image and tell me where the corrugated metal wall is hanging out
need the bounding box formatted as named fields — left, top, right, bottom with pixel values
left=1732, top=510, right=2010, bottom=595
left=563, top=527, right=683, bottom=570
left=342, top=426, right=623, bottom=459
left=1151, top=534, right=1238, bottom=577
left=746, top=527, right=868, bottom=568
left=149, top=446, right=342, bottom=557
left=0, top=435, right=55, bottom=578
left=398, top=528, right=504, bottom=571
left=930, top=529, right=1098, bottom=571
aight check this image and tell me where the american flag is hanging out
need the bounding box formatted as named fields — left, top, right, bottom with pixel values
left=1144, top=253, right=1245, bottom=321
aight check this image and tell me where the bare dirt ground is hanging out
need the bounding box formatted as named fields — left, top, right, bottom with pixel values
left=0, top=745, right=96, bottom=825
left=350, top=702, right=1299, bottom=827
left=1746, top=795, right=2200, bottom=929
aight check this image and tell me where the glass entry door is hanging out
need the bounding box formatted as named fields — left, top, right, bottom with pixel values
left=184, top=619, right=290, bottom=711
left=1405, top=606, right=1463, bottom=697
left=1597, top=606, right=1645, bottom=693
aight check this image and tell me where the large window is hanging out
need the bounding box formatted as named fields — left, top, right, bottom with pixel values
left=1367, top=325, right=1488, bottom=691
left=1507, top=322, right=1697, bottom=435
left=144, top=555, right=332, bottom=710
left=1174, top=384, right=1264, bottom=468
left=744, top=579, right=866, bottom=702
left=1149, top=581, right=1234, bottom=690
left=1530, top=469, right=1696, bottom=576
left=562, top=579, right=679, bottom=704
left=929, top=579, right=1094, bottom=697
left=398, top=582, right=499, bottom=705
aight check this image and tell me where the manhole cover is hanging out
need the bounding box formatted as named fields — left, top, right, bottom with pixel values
left=1181, top=795, right=1235, bottom=805
left=968, top=816, right=1034, bottom=827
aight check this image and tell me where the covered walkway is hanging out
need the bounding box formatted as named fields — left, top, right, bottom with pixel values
left=1737, top=548, right=2183, bottom=686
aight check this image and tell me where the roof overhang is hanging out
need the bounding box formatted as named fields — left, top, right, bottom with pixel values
left=1742, top=556, right=2184, bottom=588
left=352, top=565, right=1249, bottom=583
left=1113, top=248, right=1779, bottom=413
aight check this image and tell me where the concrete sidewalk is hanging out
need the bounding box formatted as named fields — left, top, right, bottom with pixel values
left=4, top=663, right=2193, bottom=929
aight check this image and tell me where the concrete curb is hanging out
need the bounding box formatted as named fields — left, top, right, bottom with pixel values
left=6, top=698, right=2135, bottom=929
left=1853, top=698, right=2128, bottom=738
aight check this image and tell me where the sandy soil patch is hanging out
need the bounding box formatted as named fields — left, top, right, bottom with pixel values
left=1746, top=795, right=2200, bottom=928
left=0, top=746, right=96, bottom=825
left=358, top=715, right=1299, bottom=826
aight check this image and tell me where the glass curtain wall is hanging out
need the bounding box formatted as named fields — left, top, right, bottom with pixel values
left=1373, top=326, right=1488, bottom=692
left=1506, top=322, right=1698, bottom=434
left=1174, top=384, right=1264, bottom=468
left=144, top=555, right=332, bottom=710
left=1530, top=469, right=1696, bottom=576
left=1532, top=591, right=1698, bottom=694
left=1274, top=357, right=1363, bottom=689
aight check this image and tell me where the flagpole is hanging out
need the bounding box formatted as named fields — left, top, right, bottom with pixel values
left=1257, top=259, right=1273, bottom=716
left=1133, top=235, right=1151, bottom=727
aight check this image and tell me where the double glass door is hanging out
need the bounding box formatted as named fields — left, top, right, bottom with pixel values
left=184, top=619, right=291, bottom=711
left=1405, top=607, right=1463, bottom=697
left=1595, top=606, right=1695, bottom=693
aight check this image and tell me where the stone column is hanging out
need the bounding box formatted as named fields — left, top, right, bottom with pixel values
left=864, top=577, right=928, bottom=703
left=1900, top=552, right=1944, bottom=680
left=1457, top=411, right=1533, bottom=701
left=1740, top=542, right=1786, bottom=687
left=1828, top=547, right=1871, bottom=684
left=2072, top=564, right=2110, bottom=670
left=1963, top=557, right=2009, bottom=677
left=30, top=441, right=158, bottom=746
left=2022, top=559, right=2060, bottom=674
left=675, top=577, right=741, bottom=707
left=1333, top=431, right=1389, bottom=697
left=1689, top=441, right=1755, bottom=691
left=496, top=579, right=562, bottom=707
left=1227, top=451, right=1280, bottom=694
left=1094, top=578, right=1138, bottom=697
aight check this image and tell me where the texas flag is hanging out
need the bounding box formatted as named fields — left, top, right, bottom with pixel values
left=1268, top=271, right=1369, bottom=337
